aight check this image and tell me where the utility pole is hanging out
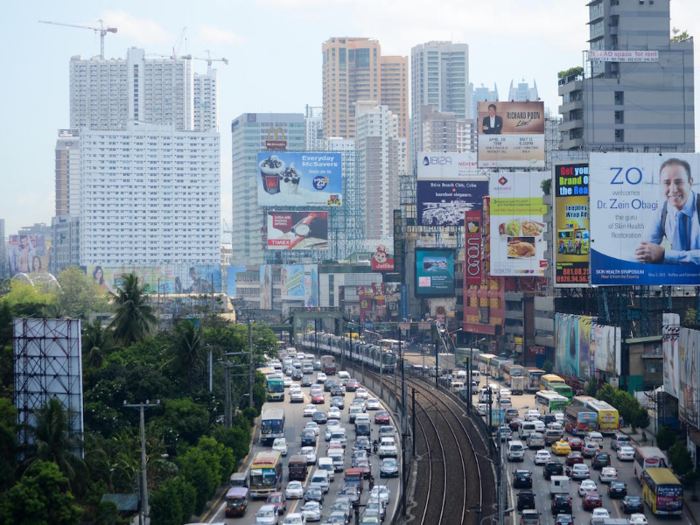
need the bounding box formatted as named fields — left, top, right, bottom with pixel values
left=123, top=400, right=160, bottom=523
left=248, top=317, right=254, bottom=408
left=435, top=341, right=439, bottom=389
left=466, top=355, right=471, bottom=413
left=412, top=388, right=416, bottom=455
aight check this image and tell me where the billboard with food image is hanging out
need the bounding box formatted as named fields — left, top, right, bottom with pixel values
left=489, top=172, right=548, bottom=276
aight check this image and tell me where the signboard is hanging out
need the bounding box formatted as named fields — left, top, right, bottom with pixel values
left=87, top=264, right=222, bottom=294
left=417, top=180, right=488, bottom=227
left=8, top=234, right=50, bottom=276
left=257, top=152, right=342, bottom=207
left=678, top=327, right=700, bottom=426
left=529, top=346, right=545, bottom=356
left=415, top=249, right=456, bottom=297
left=489, top=172, right=548, bottom=276
left=477, top=101, right=545, bottom=168
left=593, top=322, right=621, bottom=377
left=371, top=245, right=394, bottom=272
left=554, top=163, right=590, bottom=287
left=464, top=210, right=482, bottom=285
left=555, top=314, right=594, bottom=380
left=281, top=265, right=319, bottom=307
left=265, top=126, right=287, bottom=150
left=266, top=211, right=328, bottom=250
left=589, top=50, right=659, bottom=63
left=225, top=266, right=246, bottom=298
left=417, top=152, right=478, bottom=179
left=590, top=153, right=700, bottom=286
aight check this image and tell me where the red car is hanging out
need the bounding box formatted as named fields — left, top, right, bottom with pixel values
left=568, top=437, right=583, bottom=451
left=566, top=452, right=584, bottom=466
left=311, top=393, right=325, bottom=404
left=374, top=411, right=390, bottom=425
left=266, top=492, right=286, bottom=514
left=346, top=379, right=360, bottom=392
left=583, top=493, right=603, bottom=511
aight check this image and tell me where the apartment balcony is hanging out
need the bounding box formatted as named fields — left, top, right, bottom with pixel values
left=557, top=77, right=583, bottom=95
left=559, top=119, right=584, bottom=132
left=505, top=309, right=523, bottom=320
left=558, top=100, right=584, bottom=115
left=561, top=137, right=585, bottom=150
left=504, top=324, right=524, bottom=336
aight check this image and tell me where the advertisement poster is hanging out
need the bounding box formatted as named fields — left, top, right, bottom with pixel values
left=663, top=313, right=681, bottom=399
left=259, top=265, right=273, bottom=310
left=590, top=153, right=700, bottom=286
left=589, top=50, right=659, bottom=62
left=554, top=163, right=590, bottom=286
left=417, top=180, right=488, bottom=227
left=415, top=249, right=455, bottom=297
left=679, top=327, right=700, bottom=427
left=87, top=264, right=222, bottom=295
left=417, top=152, right=478, bottom=179
left=266, top=211, right=328, bottom=250
left=477, top=101, right=545, bottom=168
left=593, top=323, right=621, bottom=376
left=371, top=245, right=394, bottom=272
left=464, top=210, right=483, bottom=285
left=226, top=266, right=246, bottom=298
left=8, top=234, right=49, bottom=276
left=555, top=314, right=595, bottom=380
left=257, top=152, right=342, bottom=207
left=280, top=265, right=318, bottom=307
left=489, top=172, right=548, bottom=276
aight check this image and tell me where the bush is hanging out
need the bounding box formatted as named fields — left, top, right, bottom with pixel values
left=242, top=407, right=258, bottom=424
left=95, top=501, right=120, bottom=525
left=542, top=361, right=553, bottom=374
left=150, top=477, right=197, bottom=525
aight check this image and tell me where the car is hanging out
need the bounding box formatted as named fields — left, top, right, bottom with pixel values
left=370, top=485, right=390, bottom=505
left=354, top=458, right=372, bottom=479
left=517, top=491, right=536, bottom=511
left=544, top=461, right=564, bottom=480
left=599, top=466, right=617, bottom=483
left=374, top=411, right=390, bottom=425
left=571, top=464, right=590, bottom=481
left=355, top=388, right=369, bottom=399
left=578, top=480, right=598, bottom=497
left=554, top=412, right=565, bottom=423
left=378, top=438, right=398, bottom=458
left=617, top=446, right=635, bottom=461
left=551, top=495, right=572, bottom=515
left=312, top=411, right=328, bottom=425
left=552, top=440, right=571, bottom=456
left=568, top=437, right=583, bottom=451
left=526, top=410, right=541, bottom=421
left=627, top=514, right=647, bottom=525
left=284, top=377, right=294, bottom=388
left=317, top=373, right=327, bottom=383
left=583, top=493, right=603, bottom=511
left=304, top=404, right=317, bottom=417
left=505, top=408, right=520, bottom=422
left=354, top=436, right=371, bottom=452
left=567, top=451, right=584, bottom=466
left=291, top=390, right=305, bottom=403
left=520, top=509, right=540, bottom=525
left=330, top=500, right=352, bottom=522
left=346, top=379, right=359, bottom=392
left=282, top=513, right=306, bottom=525
left=273, top=438, right=288, bottom=456
left=582, top=442, right=600, bottom=458
left=509, top=418, right=524, bottom=432
left=477, top=404, right=488, bottom=416
left=304, top=486, right=324, bottom=504
left=265, top=493, right=287, bottom=516
left=380, top=457, right=399, bottom=477
left=311, top=393, right=325, bottom=404
left=590, top=508, right=610, bottom=525
left=330, top=386, right=345, bottom=397
left=338, top=485, right=359, bottom=504
left=310, top=385, right=323, bottom=394
left=292, top=370, right=304, bottom=381
left=365, top=500, right=385, bottom=522
left=285, top=481, right=304, bottom=499
left=366, top=398, right=381, bottom=410
left=324, top=379, right=336, bottom=392
left=499, top=426, right=513, bottom=442
left=292, top=360, right=302, bottom=369
left=555, top=514, right=574, bottom=525
left=592, top=453, right=611, bottom=470
left=608, top=481, right=627, bottom=498
left=610, top=433, right=632, bottom=451
left=513, top=469, right=533, bottom=488
left=301, top=501, right=322, bottom=522
left=328, top=407, right=341, bottom=420
left=330, top=396, right=345, bottom=409
left=325, top=420, right=340, bottom=441
left=620, top=496, right=644, bottom=514
left=301, top=429, right=317, bottom=447
left=535, top=450, right=551, bottom=465
left=360, top=518, right=380, bottom=525
left=313, top=360, right=322, bottom=371
left=305, top=421, right=320, bottom=436
left=300, top=446, right=317, bottom=465
left=301, top=377, right=312, bottom=387
left=379, top=426, right=396, bottom=439
left=256, top=504, right=280, bottom=525
left=351, top=398, right=366, bottom=411
left=539, top=414, right=557, bottom=425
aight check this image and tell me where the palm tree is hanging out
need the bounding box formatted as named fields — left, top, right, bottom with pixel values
left=23, top=397, right=87, bottom=491
left=108, top=274, right=157, bottom=346
left=82, top=318, right=114, bottom=368
left=165, top=320, right=205, bottom=390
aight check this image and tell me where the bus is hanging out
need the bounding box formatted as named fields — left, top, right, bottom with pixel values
left=489, top=358, right=512, bottom=379
left=641, top=468, right=683, bottom=516
left=572, top=396, right=620, bottom=434
left=634, top=447, right=669, bottom=482
left=540, top=374, right=574, bottom=401
left=266, top=375, right=285, bottom=402
left=260, top=408, right=285, bottom=445
left=320, top=355, right=337, bottom=375
left=564, top=405, right=598, bottom=436
left=524, top=368, right=545, bottom=392
left=535, top=391, right=569, bottom=414
left=502, top=364, right=525, bottom=387
left=249, top=451, right=283, bottom=498
left=477, top=353, right=497, bottom=376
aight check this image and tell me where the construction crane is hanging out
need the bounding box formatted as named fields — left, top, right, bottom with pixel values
left=39, top=19, right=117, bottom=60
left=188, top=50, right=229, bottom=74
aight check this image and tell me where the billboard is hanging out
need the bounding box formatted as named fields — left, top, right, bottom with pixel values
left=663, top=313, right=681, bottom=400
left=417, top=180, right=488, bottom=227
left=417, top=152, right=478, bottom=179
left=554, top=314, right=594, bottom=380
left=593, top=323, right=621, bottom=376
left=464, top=210, right=482, bottom=285
left=280, top=265, right=319, bottom=307
left=259, top=265, right=273, bottom=310
left=590, top=153, right=700, bottom=286
left=371, top=245, right=394, bottom=272
left=678, top=327, right=700, bottom=426
left=8, top=234, right=50, bottom=276
left=87, top=265, right=222, bottom=294
left=226, top=266, right=246, bottom=298
left=257, top=152, right=342, bottom=207
left=589, top=50, right=659, bottom=63
left=266, top=211, right=328, bottom=250
left=489, top=172, right=548, bottom=276
left=415, top=249, right=455, bottom=297
left=554, top=163, right=590, bottom=287
left=477, top=101, right=545, bottom=168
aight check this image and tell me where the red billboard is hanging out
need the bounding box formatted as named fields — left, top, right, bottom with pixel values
left=371, top=245, right=394, bottom=272
left=464, top=211, right=482, bottom=285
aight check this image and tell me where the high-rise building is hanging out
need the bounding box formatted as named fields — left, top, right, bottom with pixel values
left=0, top=218, right=5, bottom=278
left=230, top=113, right=305, bottom=266
left=18, top=223, right=52, bottom=244
left=322, top=38, right=408, bottom=144
left=411, top=41, right=470, bottom=164
left=558, top=0, right=694, bottom=151
left=305, top=106, right=324, bottom=151
left=194, top=70, right=219, bottom=132
left=50, top=215, right=80, bottom=275
left=469, top=83, right=499, bottom=123
left=79, top=123, right=220, bottom=266
left=55, top=129, right=80, bottom=217
left=457, top=120, right=478, bottom=153
left=507, top=79, right=539, bottom=102
left=421, top=106, right=458, bottom=153
left=355, top=101, right=406, bottom=240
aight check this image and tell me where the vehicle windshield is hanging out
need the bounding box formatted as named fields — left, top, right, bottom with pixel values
left=250, top=468, right=276, bottom=487
left=268, top=382, right=285, bottom=393
left=227, top=498, right=244, bottom=506
left=258, top=509, right=274, bottom=517
left=261, top=420, right=283, bottom=434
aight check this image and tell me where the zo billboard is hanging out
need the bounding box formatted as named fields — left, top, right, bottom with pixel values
left=415, top=249, right=455, bottom=297
left=417, top=152, right=478, bottom=179
left=257, top=152, right=342, bottom=207
left=266, top=211, right=328, bottom=250
left=590, top=153, right=700, bottom=286
left=554, top=163, right=590, bottom=287
left=417, top=180, right=488, bottom=227
left=477, top=101, right=545, bottom=168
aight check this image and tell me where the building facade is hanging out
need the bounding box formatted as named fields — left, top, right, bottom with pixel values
left=469, top=83, right=499, bottom=126
left=55, top=129, right=80, bottom=217
left=194, top=70, right=219, bottom=132
left=305, top=106, right=324, bottom=151
left=0, top=219, right=5, bottom=278
left=507, top=79, right=539, bottom=102
left=50, top=215, right=80, bottom=275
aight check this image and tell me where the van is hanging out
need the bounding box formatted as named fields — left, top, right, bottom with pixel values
left=549, top=475, right=570, bottom=499
left=328, top=448, right=345, bottom=472
left=349, top=405, right=363, bottom=423
left=544, top=429, right=563, bottom=445
left=288, top=455, right=309, bottom=481
left=610, top=433, right=631, bottom=451
left=478, top=388, right=493, bottom=403
left=310, top=470, right=330, bottom=493
left=584, top=431, right=604, bottom=447
left=519, top=422, right=537, bottom=439
left=230, top=471, right=248, bottom=488
left=471, top=370, right=481, bottom=382
left=526, top=432, right=545, bottom=449
left=507, top=440, right=525, bottom=462
left=318, top=457, right=335, bottom=481
left=337, top=371, right=351, bottom=385
left=225, top=487, right=249, bottom=517
left=451, top=381, right=465, bottom=392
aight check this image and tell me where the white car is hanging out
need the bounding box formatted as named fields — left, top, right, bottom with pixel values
left=325, top=420, right=340, bottom=440
left=304, top=404, right=317, bottom=417
left=617, top=446, right=635, bottom=461
left=285, top=481, right=304, bottom=499
left=370, top=485, right=390, bottom=505
left=282, top=513, right=306, bottom=525
left=378, top=437, right=398, bottom=458
left=547, top=422, right=564, bottom=432
left=290, top=390, right=304, bottom=403
left=578, top=479, right=598, bottom=497
left=599, top=466, right=617, bottom=483
left=300, top=446, right=317, bottom=465
left=526, top=410, right=540, bottom=421
left=273, top=438, right=288, bottom=456
left=571, top=463, right=590, bottom=480
left=328, top=407, right=341, bottom=420
left=628, top=514, right=647, bottom=525
left=554, top=412, right=565, bottom=423
left=591, top=508, right=610, bottom=525
left=301, top=501, right=322, bottom=522
left=284, top=377, right=293, bottom=388
left=355, top=388, right=369, bottom=399
left=477, top=404, right=489, bottom=416
left=534, top=450, right=551, bottom=465
left=316, top=373, right=327, bottom=383
left=366, top=398, right=381, bottom=410
left=256, top=504, right=279, bottom=525
left=305, top=421, right=320, bottom=436
left=290, top=383, right=302, bottom=392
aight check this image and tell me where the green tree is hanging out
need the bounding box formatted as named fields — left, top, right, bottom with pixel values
left=558, top=66, right=584, bottom=80
left=161, top=398, right=210, bottom=445
left=1, top=280, right=54, bottom=317
left=166, top=320, right=205, bottom=391
left=682, top=308, right=699, bottom=329
left=0, top=399, right=17, bottom=491
left=83, top=318, right=115, bottom=369
left=542, top=360, right=553, bottom=374
left=0, top=460, right=83, bottom=525
left=150, top=477, right=196, bottom=525
left=656, top=424, right=677, bottom=451
left=585, top=379, right=599, bottom=397
left=212, top=425, right=251, bottom=465
left=632, top=406, right=651, bottom=431
left=95, top=500, right=120, bottom=525
left=108, top=274, right=157, bottom=346
left=670, top=442, right=694, bottom=479
left=541, top=178, right=552, bottom=196
left=196, top=436, right=235, bottom=485
left=180, top=449, right=217, bottom=515
left=55, top=266, right=112, bottom=318
left=671, top=27, right=691, bottom=42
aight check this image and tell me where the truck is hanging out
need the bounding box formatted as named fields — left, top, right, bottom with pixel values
left=511, top=376, right=525, bottom=396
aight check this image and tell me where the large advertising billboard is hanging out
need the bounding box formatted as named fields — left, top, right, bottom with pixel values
left=266, top=211, right=328, bottom=250
left=678, top=327, right=700, bottom=426
left=593, top=323, right=621, bottom=376
left=477, top=101, right=545, bottom=168
left=464, top=211, right=483, bottom=285
left=590, top=153, right=700, bottom=286
left=663, top=313, right=681, bottom=400
left=489, top=172, right=548, bottom=276
left=257, top=152, right=342, bottom=207
left=8, top=234, right=50, bottom=276
left=415, top=249, right=455, bottom=297
left=417, top=180, right=488, bottom=227
left=226, top=266, right=246, bottom=298
left=554, top=314, right=594, bottom=380
left=87, top=265, right=222, bottom=294
left=417, top=152, right=478, bottom=179
left=554, top=163, right=590, bottom=287
left=280, top=265, right=319, bottom=307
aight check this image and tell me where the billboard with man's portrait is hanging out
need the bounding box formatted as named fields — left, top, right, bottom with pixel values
left=8, top=234, right=49, bottom=276
left=590, top=153, right=700, bottom=286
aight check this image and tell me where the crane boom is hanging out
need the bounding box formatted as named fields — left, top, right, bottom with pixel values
left=39, top=19, right=117, bottom=60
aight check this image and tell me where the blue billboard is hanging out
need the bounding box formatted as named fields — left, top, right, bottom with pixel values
left=415, top=249, right=456, bottom=297
left=257, top=152, right=343, bottom=208
left=416, top=180, right=488, bottom=227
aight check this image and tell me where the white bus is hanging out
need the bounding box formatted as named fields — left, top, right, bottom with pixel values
left=634, top=446, right=669, bottom=482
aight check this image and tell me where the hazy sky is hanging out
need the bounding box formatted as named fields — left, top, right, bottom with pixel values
left=1, top=0, right=698, bottom=235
